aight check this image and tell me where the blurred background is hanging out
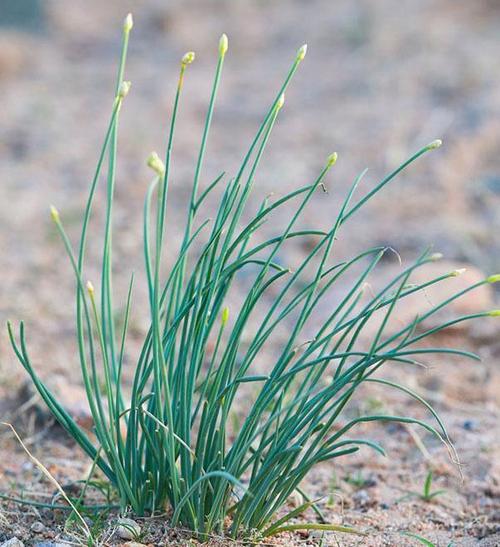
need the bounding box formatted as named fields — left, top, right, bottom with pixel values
left=1, top=0, right=499, bottom=360
left=1, top=0, right=499, bottom=366
left=0, top=0, right=499, bottom=541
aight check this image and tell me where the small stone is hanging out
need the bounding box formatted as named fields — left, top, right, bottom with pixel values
left=1, top=539, right=24, bottom=547
left=289, top=490, right=304, bottom=507
left=10, top=530, right=25, bottom=541
left=463, top=419, right=476, bottom=431
left=116, top=518, right=141, bottom=541
left=30, top=522, right=45, bottom=534
left=364, top=476, right=377, bottom=488
left=352, top=489, right=375, bottom=509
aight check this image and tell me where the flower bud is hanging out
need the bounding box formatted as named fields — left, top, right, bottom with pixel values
left=427, top=139, right=442, bottom=150
left=118, top=81, right=131, bottom=99
left=429, top=252, right=443, bottom=261
left=488, top=310, right=500, bottom=317
left=124, top=13, right=133, bottom=33
left=449, top=268, right=466, bottom=277
left=276, top=93, right=285, bottom=110
left=182, top=51, right=195, bottom=66
left=326, top=152, right=338, bottom=168
left=221, top=306, right=229, bottom=326
left=86, top=281, right=95, bottom=296
left=219, top=34, right=228, bottom=57
left=50, top=205, right=59, bottom=222
left=296, top=44, right=307, bottom=61
left=486, top=274, right=500, bottom=283
left=147, top=152, right=165, bottom=176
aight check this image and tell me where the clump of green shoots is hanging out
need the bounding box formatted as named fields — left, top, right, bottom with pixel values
left=398, top=470, right=446, bottom=504
left=7, top=13, right=499, bottom=541
left=419, top=471, right=446, bottom=502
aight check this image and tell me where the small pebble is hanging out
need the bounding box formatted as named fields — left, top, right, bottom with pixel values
left=463, top=419, right=476, bottom=431
left=10, top=530, right=24, bottom=541
left=116, top=518, right=141, bottom=540
left=0, top=539, right=24, bottom=547
left=30, top=522, right=45, bottom=534
left=364, top=477, right=377, bottom=488
left=352, top=489, right=372, bottom=509
left=289, top=490, right=304, bottom=507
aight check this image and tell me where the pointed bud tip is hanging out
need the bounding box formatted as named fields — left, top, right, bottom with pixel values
left=182, top=51, right=195, bottom=66
left=488, top=309, right=500, bottom=317
left=276, top=93, right=285, bottom=110
left=486, top=274, right=500, bottom=284
left=221, top=306, right=229, bottom=325
left=124, top=13, right=133, bottom=33
left=297, top=44, right=307, bottom=61
left=326, top=152, right=338, bottom=167
left=219, top=34, right=228, bottom=57
left=86, top=281, right=95, bottom=294
left=118, top=81, right=131, bottom=99
left=450, top=268, right=466, bottom=277
left=427, top=139, right=442, bottom=150
left=50, top=205, right=59, bottom=222
left=147, top=151, right=165, bottom=177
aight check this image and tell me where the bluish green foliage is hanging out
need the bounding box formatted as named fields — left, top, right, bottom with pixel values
left=7, top=14, right=498, bottom=540
left=398, top=470, right=446, bottom=504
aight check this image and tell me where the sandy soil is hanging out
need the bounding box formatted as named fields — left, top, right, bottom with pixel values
left=0, top=1, right=499, bottom=545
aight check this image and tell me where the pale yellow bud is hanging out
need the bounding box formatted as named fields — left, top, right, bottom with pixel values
left=147, top=152, right=165, bottom=176
left=50, top=205, right=59, bottom=222
left=488, top=309, right=500, bottom=317
left=86, top=281, right=95, bottom=296
left=219, top=34, right=228, bottom=57
left=276, top=93, right=285, bottom=110
left=124, top=13, right=133, bottom=33
left=326, top=152, right=338, bottom=168
left=118, top=81, right=131, bottom=99
left=429, top=252, right=443, bottom=261
left=296, top=44, right=307, bottom=61
left=221, top=306, right=229, bottom=326
left=182, top=51, right=195, bottom=66
left=427, top=139, right=442, bottom=150
left=449, top=268, right=466, bottom=277
left=486, top=274, right=500, bottom=283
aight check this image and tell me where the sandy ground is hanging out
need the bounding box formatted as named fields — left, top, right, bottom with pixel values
left=0, top=0, right=499, bottom=545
